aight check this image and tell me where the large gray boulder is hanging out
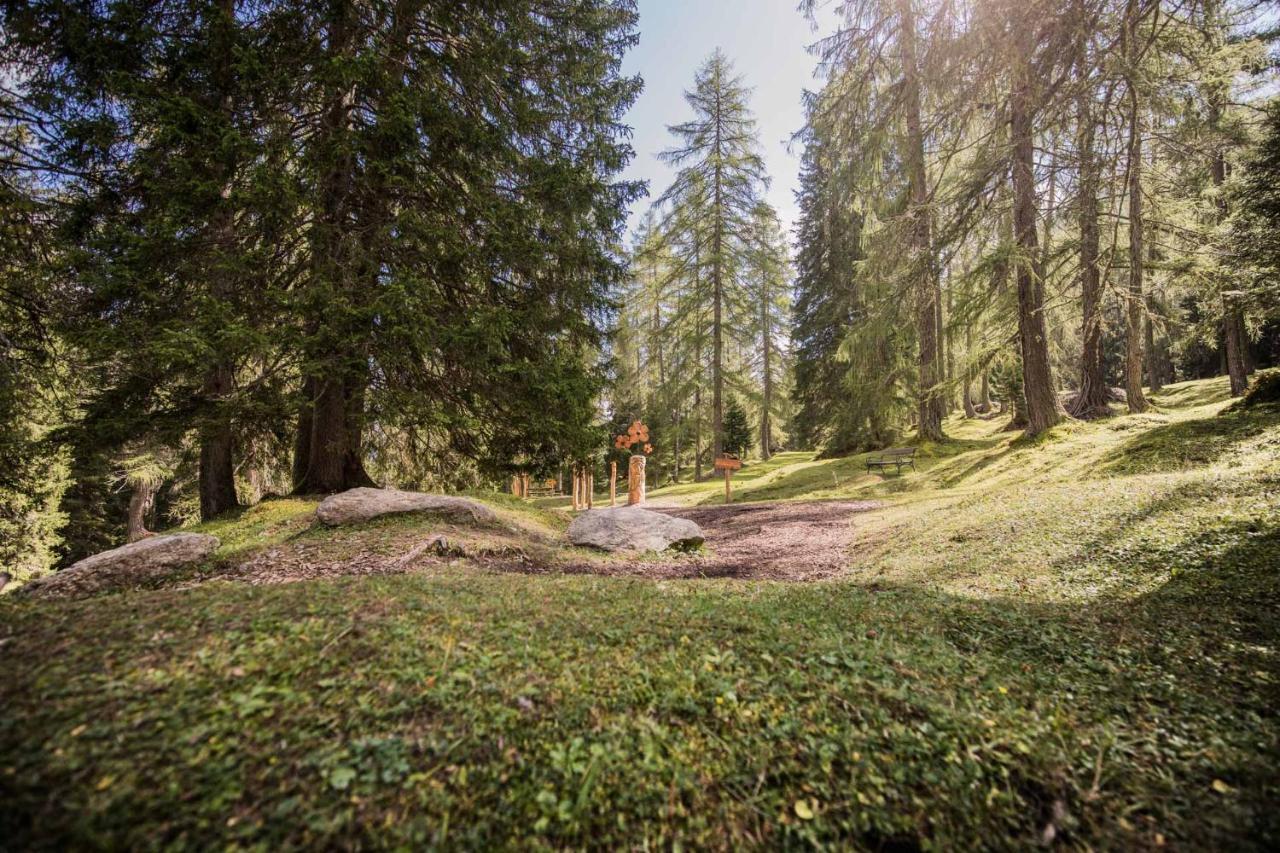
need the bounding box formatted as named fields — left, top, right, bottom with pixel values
left=567, top=506, right=704, bottom=553
left=20, top=533, right=219, bottom=599
left=316, top=487, right=498, bottom=527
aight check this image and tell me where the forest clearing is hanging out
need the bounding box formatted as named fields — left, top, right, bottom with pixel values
left=3, top=0, right=1279, bottom=848
left=3, top=376, right=1278, bottom=848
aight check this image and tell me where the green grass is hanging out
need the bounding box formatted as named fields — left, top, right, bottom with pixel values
left=2, top=376, right=1278, bottom=849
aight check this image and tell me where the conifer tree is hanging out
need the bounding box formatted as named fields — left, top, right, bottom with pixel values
left=721, top=397, right=752, bottom=458
left=659, top=50, right=767, bottom=458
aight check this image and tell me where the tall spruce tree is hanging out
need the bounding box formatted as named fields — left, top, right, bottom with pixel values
left=291, top=0, right=643, bottom=494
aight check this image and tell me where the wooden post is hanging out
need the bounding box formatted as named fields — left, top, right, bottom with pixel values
left=609, top=461, right=617, bottom=506
left=724, top=467, right=731, bottom=504
left=627, top=455, right=645, bottom=506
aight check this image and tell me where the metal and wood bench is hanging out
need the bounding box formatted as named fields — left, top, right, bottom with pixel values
left=866, top=447, right=917, bottom=475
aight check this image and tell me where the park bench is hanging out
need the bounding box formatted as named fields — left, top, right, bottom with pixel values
left=866, top=447, right=917, bottom=475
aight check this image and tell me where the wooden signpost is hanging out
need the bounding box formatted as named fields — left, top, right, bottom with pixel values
left=714, top=453, right=743, bottom=504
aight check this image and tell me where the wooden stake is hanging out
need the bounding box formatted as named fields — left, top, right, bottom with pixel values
left=724, top=468, right=732, bottom=504
left=609, top=461, right=617, bottom=506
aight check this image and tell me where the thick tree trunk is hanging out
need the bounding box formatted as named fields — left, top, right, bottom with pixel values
left=293, top=0, right=380, bottom=494
left=1010, top=37, right=1066, bottom=436
left=197, top=0, right=242, bottom=522
left=899, top=0, right=944, bottom=441
left=127, top=479, right=157, bottom=543
left=199, top=361, right=239, bottom=520
left=297, top=371, right=375, bottom=494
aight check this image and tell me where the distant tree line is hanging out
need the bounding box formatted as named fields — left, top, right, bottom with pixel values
left=613, top=50, right=793, bottom=483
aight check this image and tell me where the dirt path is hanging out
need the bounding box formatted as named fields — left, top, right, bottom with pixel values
left=547, top=499, right=881, bottom=582
left=656, top=500, right=880, bottom=580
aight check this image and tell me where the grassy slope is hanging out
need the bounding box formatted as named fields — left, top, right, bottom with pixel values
left=1, top=377, right=1278, bottom=849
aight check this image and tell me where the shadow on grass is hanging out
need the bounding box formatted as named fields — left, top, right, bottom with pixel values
left=1100, top=403, right=1280, bottom=475
left=719, top=436, right=1007, bottom=505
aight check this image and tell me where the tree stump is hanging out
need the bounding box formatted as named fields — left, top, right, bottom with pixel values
left=628, top=455, right=646, bottom=506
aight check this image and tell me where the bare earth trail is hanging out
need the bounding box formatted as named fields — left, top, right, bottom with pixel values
left=658, top=500, right=881, bottom=580
left=553, top=499, right=881, bottom=582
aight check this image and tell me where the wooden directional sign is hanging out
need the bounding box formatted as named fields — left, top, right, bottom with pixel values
left=713, top=454, right=743, bottom=471
left=715, top=454, right=741, bottom=504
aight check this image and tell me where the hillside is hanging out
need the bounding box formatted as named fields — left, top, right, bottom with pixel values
left=1, top=376, right=1278, bottom=849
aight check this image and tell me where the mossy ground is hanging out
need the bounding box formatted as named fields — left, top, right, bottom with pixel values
left=1, top=376, right=1277, bottom=849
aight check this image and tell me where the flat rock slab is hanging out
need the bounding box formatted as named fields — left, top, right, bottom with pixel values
left=316, top=488, right=498, bottom=527
left=567, top=506, right=704, bottom=553
left=21, top=533, right=220, bottom=599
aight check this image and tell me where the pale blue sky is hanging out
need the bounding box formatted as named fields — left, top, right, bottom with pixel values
left=620, top=0, right=825, bottom=239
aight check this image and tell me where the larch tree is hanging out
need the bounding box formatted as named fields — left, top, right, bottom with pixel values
left=658, top=49, right=767, bottom=459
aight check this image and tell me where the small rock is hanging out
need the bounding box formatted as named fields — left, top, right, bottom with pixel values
left=20, top=533, right=219, bottom=599
left=567, top=506, right=704, bottom=553
left=315, top=488, right=498, bottom=527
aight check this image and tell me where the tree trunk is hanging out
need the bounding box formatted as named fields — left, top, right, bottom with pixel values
left=298, top=371, right=374, bottom=494
left=292, top=375, right=315, bottom=491
left=197, top=0, right=242, bottom=522
left=126, top=479, right=157, bottom=543
left=760, top=272, right=774, bottom=460
left=199, top=361, right=239, bottom=520
left=1225, top=292, right=1249, bottom=394
left=1072, top=52, right=1110, bottom=418
left=1145, top=292, right=1164, bottom=393
left=1123, top=14, right=1150, bottom=413
left=963, top=325, right=977, bottom=418
left=1202, top=0, right=1248, bottom=396
left=899, top=0, right=944, bottom=441
left=1010, top=30, right=1066, bottom=435
left=711, top=133, right=725, bottom=458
